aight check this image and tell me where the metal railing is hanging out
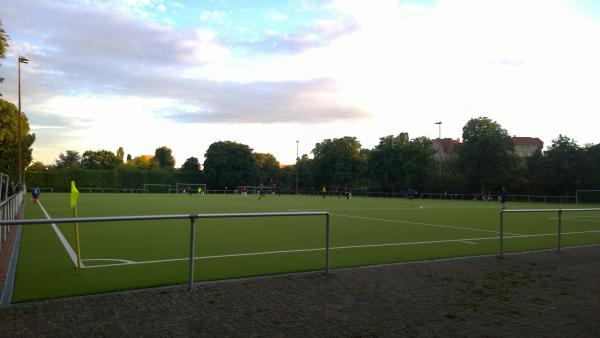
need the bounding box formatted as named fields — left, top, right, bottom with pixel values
left=0, top=211, right=330, bottom=291
left=0, top=191, right=25, bottom=251
left=499, top=207, right=600, bottom=257
left=0, top=173, right=9, bottom=201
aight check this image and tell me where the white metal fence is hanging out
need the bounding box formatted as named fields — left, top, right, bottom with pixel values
left=0, top=191, right=25, bottom=251
left=0, top=211, right=330, bottom=291
left=499, top=207, right=600, bottom=257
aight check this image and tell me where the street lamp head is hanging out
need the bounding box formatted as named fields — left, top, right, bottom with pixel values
left=435, top=121, right=442, bottom=125
left=19, top=56, right=30, bottom=64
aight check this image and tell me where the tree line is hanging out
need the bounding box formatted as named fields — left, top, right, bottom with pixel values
left=1, top=96, right=598, bottom=195
left=22, top=119, right=600, bottom=196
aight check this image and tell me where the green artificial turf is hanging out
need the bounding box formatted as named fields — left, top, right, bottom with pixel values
left=12, top=193, right=600, bottom=302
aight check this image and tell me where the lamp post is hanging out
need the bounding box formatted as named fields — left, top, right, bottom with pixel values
left=295, top=140, right=299, bottom=195
left=435, top=121, right=442, bottom=186
left=18, top=56, right=29, bottom=184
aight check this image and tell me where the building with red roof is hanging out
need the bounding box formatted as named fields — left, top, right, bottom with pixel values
left=512, top=136, right=544, bottom=157
left=432, top=138, right=460, bottom=161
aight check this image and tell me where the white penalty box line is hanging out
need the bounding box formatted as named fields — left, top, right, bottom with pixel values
left=81, top=229, right=600, bottom=269
left=37, top=201, right=83, bottom=268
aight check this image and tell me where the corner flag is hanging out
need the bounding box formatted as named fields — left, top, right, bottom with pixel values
left=70, top=181, right=79, bottom=208
left=70, top=180, right=82, bottom=269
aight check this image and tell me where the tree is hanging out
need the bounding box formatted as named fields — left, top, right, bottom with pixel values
left=116, top=147, right=125, bottom=163
left=0, top=99, right=35, bottom=177
left=311, top=137, right=366, bottom=188
left=458, top=117, right=519, bottom=192
left=403, top=136, right=435, bottom=189
left=582, top=143, right=600, bottom=189
left=0, top=21, right=7, bottom=58
left=254, top=153, right=280, bottom=184
left=203, top=141, right=258, bottom=189
left=126, top=154, right=132, bottom=162
left=26, top=161, right=47, bottom=171
left=81, top=149, right=122, bottom=170
left=368, top=133, right=435, bottom=191
left=541, top=135, right=584, bottom=195
left=54, top=150, right=81, bottom=169
left=154, top=146, right=175, bottom=168
left=181, top=157, right=201, bottom=172
left=0, top=20, right=9, bottom=96
left=132, top=155, right=158, bottom=169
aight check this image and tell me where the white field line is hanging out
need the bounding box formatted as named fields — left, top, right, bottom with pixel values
left=82, top=258, right=135, bottom=264
left=37, top=201, right=83, bottom=268
left=81, top=229, right=600, bottom=269
left=460, top=240, right=478, bottom=245
left=330, top=213, right=523, bottom=236
left=547, top=215, right=600, bottom=223
left=550, top=215, right=600, bottom=219
left=82, top=247, right=324, bottom=269
left=557, top=219, right=600, bottom=224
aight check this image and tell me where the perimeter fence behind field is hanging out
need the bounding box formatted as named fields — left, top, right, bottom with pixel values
left=363, top=191, right=576, bottom=204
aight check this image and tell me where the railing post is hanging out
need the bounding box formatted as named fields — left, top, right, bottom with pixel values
left=557, top=210, right=562, bottom=252
left=325, top=213, right=330, bottom=273
left=499, top=210, right=504, bottom=258
left=188, top=216, right=197, bottom=291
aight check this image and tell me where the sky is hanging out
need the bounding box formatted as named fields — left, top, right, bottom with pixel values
left=1, top=0, right=600, bottom=166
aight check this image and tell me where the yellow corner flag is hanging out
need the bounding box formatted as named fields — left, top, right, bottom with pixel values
left=70, top=181, right=82, bottom=269
left=70, top=180, right=79, bottom=208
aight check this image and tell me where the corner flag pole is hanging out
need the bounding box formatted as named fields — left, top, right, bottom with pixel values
left=73, top=206, right=81, bottom=269
left=70, top=181, right=82, bottom=269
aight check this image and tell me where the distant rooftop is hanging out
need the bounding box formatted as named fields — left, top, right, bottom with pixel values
left=512, top=136, right=544, bottom=148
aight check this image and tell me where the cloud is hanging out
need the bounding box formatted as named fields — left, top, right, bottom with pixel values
left=233, top=17, right=358, bottom=54
left=1, top=0, right=364, bottom=125
left=165, top=78, right=367, bottom=123
left=3, top=0, right=222, bottom=67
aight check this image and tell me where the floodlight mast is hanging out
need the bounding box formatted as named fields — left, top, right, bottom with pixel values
left=18, top=56, right=30, bottom=184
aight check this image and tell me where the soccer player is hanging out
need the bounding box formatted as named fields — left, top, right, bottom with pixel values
left=258, top=186, right=264, bottom=200
left=321, top=186, right=326, bottom=198
left=499, top=187, right=507, bottom=209
left=31, top=187, right=40, bottom=203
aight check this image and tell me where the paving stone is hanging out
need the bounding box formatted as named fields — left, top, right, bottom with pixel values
left=1, top=246, right=599, bottom=336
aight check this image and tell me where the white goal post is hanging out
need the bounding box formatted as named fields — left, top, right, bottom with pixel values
left=576, top=190, right=600, bottom=204
left=352, top=187, right=368, bottom=197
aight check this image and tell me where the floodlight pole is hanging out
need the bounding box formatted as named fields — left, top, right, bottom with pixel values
left=295, top=140, right=299, bottom=195
left=435, top=121, right=442, bottom=186
left=18, top=56, right=29, bottom=184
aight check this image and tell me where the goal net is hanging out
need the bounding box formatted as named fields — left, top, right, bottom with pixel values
left=176, top=183, right=207, bottom=194
left=576, top=190, right=600, bottom=204
left=143, top=184, right=171, bottom=193
left=352, top=187, right=368, bottom=197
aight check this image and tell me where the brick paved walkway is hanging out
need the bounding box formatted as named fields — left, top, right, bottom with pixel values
left=1, top=245, right=599, bottom=337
